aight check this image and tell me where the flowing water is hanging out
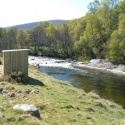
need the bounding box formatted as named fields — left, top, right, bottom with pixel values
left=29, top=56, right=125, bottom=107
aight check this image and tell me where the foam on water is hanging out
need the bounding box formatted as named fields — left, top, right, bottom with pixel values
left=29, top=56, right=71, bottom=68
left=28, top=56, right=88, bottom=74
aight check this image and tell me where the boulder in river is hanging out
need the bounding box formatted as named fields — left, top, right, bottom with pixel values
left=89, top=59, right=102, bottom=65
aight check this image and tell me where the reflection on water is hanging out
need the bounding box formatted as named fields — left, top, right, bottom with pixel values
left=39, top=66, right=125, bottom=107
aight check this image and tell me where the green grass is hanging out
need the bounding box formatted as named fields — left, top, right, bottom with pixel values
left=0, top=65, right=125, bottom=125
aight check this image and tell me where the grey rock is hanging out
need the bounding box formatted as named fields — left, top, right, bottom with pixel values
left=36, top=64, right=40, bottom=68
left=8, top=92, right=16, bottom=97
left=0, top=88, right=3, bottom=94
left=13, top=104, right=41, bottom=118
left=103, top=62, right=113, bottom=69
left=30, top=90, right=39, bottom=94
left=2, top=90, right=8, bottom=94
left=88, top=59, right=113, bottom=69
left=16, top=90, right=22, bottom=93
left=22, top=94, right=27, bottom=98
left=89, top=59, right=102, bottom=65
left=25, top=89, right=31, bottom=94
left=22, top=95, right=26, bottom=98
left=25, top=98, right=29, bottom=100
left=0, top=88, right=3, bottom=92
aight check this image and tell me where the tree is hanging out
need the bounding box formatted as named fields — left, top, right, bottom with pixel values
left=56, top=23, right=73, bottom=58
left=109, top=14, right=125, bottom=63
left=88, top=0, right=101, bottom=14
left=68, top=18, right=86, bottom=43
left=83, top=13, right=107, bottom=58
left=16, top=30, right=30, bottom=48
left=31, top=25, right=47, bottom=55
left=5, top=28, right=17, bottom=49
left=0, top=28, right=4, bottom=51
left=45, top=23, right=57, bottom=56
left=74, top=35, right=93, bottom=61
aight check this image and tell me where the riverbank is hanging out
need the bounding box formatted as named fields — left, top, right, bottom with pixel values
left=0, top=65, right=125, bottom=125
left=73, top=59, right=125, bottom=76
left=28, top=56, right=125, bottom=107
left=29, top=56, right=125, bottom=76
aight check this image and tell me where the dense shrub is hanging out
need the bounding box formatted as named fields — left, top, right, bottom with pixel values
left=10, top=71, right=24, bottom=83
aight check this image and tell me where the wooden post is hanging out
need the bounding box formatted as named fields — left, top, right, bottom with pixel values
left=2, top=49, right=29, bottom=78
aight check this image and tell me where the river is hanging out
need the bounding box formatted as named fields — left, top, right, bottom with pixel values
left=29, top=56, right=125, bottom=107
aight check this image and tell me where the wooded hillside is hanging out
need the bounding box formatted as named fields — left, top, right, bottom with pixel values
left=0, top=0, right=125, bottom=64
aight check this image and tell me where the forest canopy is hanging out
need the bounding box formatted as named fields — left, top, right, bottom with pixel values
left=0, top=0, right=125, bottom=64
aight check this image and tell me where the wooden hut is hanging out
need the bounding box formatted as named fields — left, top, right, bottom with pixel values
left=2, top=49, right=29, bottom=78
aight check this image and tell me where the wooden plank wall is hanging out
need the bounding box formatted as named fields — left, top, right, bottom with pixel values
left=3, top=50, right=28, bottom=78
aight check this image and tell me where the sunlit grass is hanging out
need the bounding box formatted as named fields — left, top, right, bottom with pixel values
left=0, top=65, right=125, bottom=125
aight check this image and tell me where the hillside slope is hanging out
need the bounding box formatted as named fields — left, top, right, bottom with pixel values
left=0, top=65, right=125, bottom=125
left=6, top=20, right=69, bottom=29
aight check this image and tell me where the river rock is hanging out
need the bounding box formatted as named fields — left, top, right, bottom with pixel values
left=117, top=65, right=125, bottom=71
left=89, top=59, right=113, bottom=69
left=36, top=64, right=40, bottom=68
left=89, top=59, right=102, bottom=65
left=103, top=62, right=113, bottom=69
left=13, top=104, right=41, bottom=119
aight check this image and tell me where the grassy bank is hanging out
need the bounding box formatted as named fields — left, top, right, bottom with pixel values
left=0, top=65, right=125, bottom=125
